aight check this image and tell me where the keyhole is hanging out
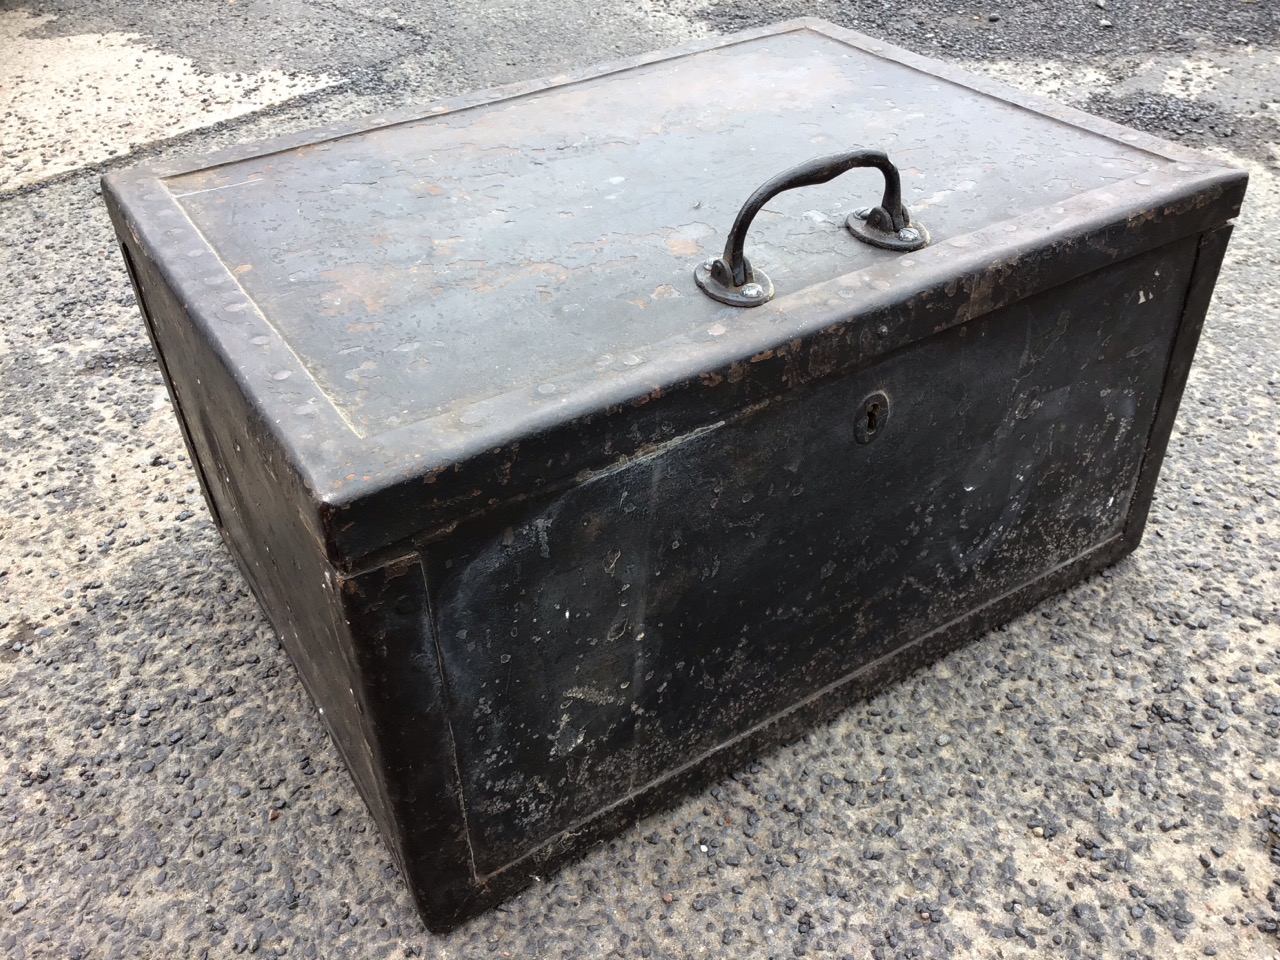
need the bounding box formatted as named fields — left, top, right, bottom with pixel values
left=855, top=391, right=889, bottom=445
left=865, top=402, right=880, bottom=435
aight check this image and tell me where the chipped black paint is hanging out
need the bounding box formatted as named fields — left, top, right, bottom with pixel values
left=428, top=237, right=1194, bottom=875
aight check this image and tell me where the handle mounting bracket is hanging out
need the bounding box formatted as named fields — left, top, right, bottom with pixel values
left=694, top=149, right=929, bottom=307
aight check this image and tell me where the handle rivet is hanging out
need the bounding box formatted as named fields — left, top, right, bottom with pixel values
left=741, top=282, right=764, bottom=299
left=897, top=227, right=920, bottom=243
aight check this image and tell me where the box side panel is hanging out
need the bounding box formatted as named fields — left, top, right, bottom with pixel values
left=102, top=208, right=428, bottom=890
left=1122, top=225, right=1234, bottom=548
left=336, top=559, right=476, bottom=929
left=425, top=234, right=1199, bottom=876
left=115, top=231, right=226, bottom=535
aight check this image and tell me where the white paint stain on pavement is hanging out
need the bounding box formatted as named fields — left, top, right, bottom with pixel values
left=0, top=12, right=338, bottom=191
left=959, top=58, right=1113, bottom=103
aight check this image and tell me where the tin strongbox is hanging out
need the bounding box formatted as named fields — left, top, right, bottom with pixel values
left=102, top=20, right=1246, bottom=930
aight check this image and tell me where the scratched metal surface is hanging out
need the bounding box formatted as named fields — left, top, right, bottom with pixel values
left=425, top=235, right=1196, bottom=875
left=165, top=28, right=1164, bottom=437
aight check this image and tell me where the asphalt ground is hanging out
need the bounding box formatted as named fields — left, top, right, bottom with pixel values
left=1, top=2, right=1278, bottom=958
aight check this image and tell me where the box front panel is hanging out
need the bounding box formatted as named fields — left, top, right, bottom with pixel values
left=425, top=236, right=1197, bottom=875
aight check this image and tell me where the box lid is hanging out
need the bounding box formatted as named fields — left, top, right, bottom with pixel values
left=104, top=19, right=1245, bottom=567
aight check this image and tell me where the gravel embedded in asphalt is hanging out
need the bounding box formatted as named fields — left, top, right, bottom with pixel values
left=1, top=2, right=1278, bottom=958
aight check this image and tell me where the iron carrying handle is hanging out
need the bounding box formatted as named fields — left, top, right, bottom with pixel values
left=694, top=149, right=929, bottom=307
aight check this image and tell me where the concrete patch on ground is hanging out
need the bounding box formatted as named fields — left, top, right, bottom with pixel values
left=1157, top=57, right=1234, bottom=99
left=0, top=11, right=339, bottom=191
left=1111, top=49, right=1280, bottom=166
left=353, top=0, right=711, bottom=96
left=1110, top=48, right=1280, bottom=106
left=964, top=49, right=1280, bottom=167
left=963, top=48, right=1280, bottom=112
left=956, top=58, right=1116, bottom=105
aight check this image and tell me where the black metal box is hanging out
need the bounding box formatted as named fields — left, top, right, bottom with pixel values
left=102, top=20, right=1246, bottom=930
